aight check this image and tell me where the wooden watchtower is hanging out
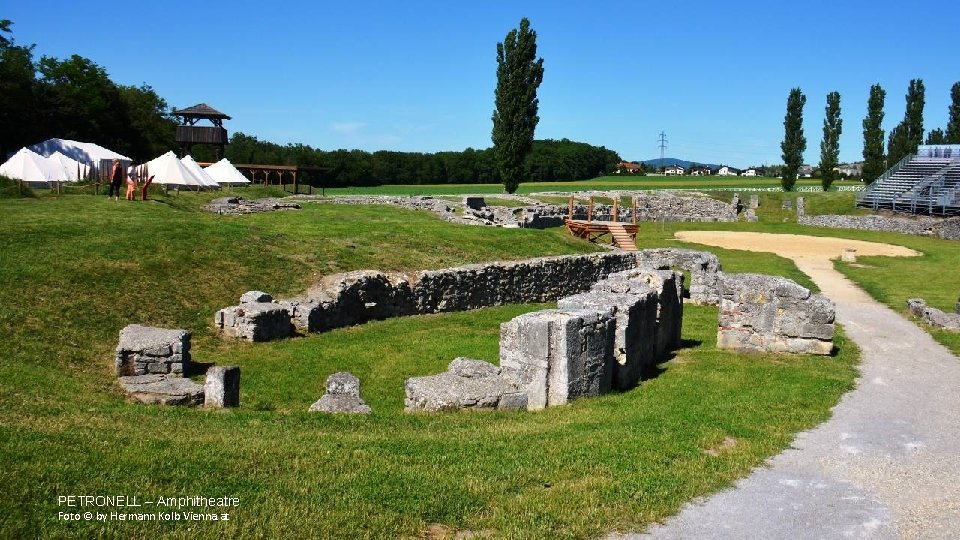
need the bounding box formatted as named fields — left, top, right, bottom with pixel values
left=172, top=103, right=231, bottom=159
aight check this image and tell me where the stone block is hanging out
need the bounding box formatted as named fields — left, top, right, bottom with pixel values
left=906, top=298, right=960, bottom=331
left=717, top=273, right=835, bottom=355
left=782, top=199, right=793, bottom=210
left=404, top=358, right=526, bottom=412
left=500, top=309, right=614, bottom=410
left=115, top=324, right=191, bottom=377
left=240, top=290, right=273, bottom=303
left=118, top=374, right=204, bottom=406
left=464, top=196, right=486, bottom=210
left=745, top=209, right=758, bottom=222
left=557, top=289, right=657, bottom=390
left=633, top=248, right=721, bottom=305
left=749, top=194, right=759, bottom=209
left=215, top=302, right=293, bottom=342
left=602, top=269, right=683, bottom=358
left=841, top=248, right=857, bottom=262
left=204, top=365, right=240, bottom=408
left=309, top=372, right=371, bottom=414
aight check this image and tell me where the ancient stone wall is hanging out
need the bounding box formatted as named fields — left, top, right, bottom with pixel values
left=115, top=325, right=191, bottom=376
left=799, top=214, right=960, bottom=241
left=717, top=273, right=835, bottom=355
left=906, top=298, right=960, bottom=331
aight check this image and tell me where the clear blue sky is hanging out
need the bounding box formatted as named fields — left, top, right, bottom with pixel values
left=6, top=0, right=959, bottom=168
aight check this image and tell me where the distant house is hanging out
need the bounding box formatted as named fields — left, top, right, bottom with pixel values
left=690, top=166, right=712, bottom=176
left=742, top=168, right=758, bottom=177
left=834, top=163, right=862, bottom=178
left=717, top=166, right=740, bottom=176
left=798, top=165, right=814, bottom=178
left=616, top=161, right=641, bottom=174
left=664, top=164, right=685, bottom=176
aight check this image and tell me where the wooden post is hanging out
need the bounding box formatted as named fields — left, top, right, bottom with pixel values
left=588, top=196, right=594, bottom=222
left=613, top=196, right=619, bottom=223
left=293, top=170, right=298, bottom=195
left=632, top=196, right=638, bottom=225
left=568, top=194, right=574, bottom=219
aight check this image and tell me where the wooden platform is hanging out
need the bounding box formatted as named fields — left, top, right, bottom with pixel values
left=565, top=219, right=638, bottom=251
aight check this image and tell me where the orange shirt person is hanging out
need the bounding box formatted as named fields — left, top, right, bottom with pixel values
left=125, top=166, right=138, bottom=200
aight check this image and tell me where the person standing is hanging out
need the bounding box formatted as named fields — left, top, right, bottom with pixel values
left=125, top=165, right=138, bottom=200
left=107, top=159, right=123, bottom=201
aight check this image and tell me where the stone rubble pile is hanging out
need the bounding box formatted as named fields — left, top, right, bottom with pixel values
left=404, top=358, right=527, bottom=412
left=716, top=273, right=835, bottom=355
left=203, top=197, right=301, bottom=215
left=906, top=298, right=960, bottom=331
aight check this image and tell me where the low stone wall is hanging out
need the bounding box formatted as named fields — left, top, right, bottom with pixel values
left=115, top=325, right=191, bottom=376
left=799, top=214, right=960, bottom=240
left=717, top=273, right=835, bottom=355
left=635, top=248, right=722, bottom=305
left=405, top=358, right=527, bottom=412
left=216, top=252, right=640, bottom=340
left=906, top=298, right=960, bottom=331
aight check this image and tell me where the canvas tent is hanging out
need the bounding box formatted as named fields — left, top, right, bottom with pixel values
left=180, top=155, right=221, bottom=188
left=0, top=147, right=67, bottom=186
left=204, top=158, right=251, bottom=186
left=142, top=151, right=207, bottom=188
left=28, top=138, right=130, bottom=165
left=48, top=151, right=88, bottom=181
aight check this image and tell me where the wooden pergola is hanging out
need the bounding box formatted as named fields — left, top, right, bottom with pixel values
left=232, top=163, right=330, bottom=194
left=564, top=194, right=639, bottom=251
left=172, top=103, right=231, bottom=160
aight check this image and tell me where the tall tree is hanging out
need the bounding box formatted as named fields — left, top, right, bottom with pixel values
left=925, top=128, right=946, bottom=145
left=780, top=87, right=806, bottom=191
left=492, top=17, right=544, bottom=194
left=946, top=81, right=960, bottom=144
left=887, top=79, right=925, bottom=165
left=0, top=19, right=39, bottom=158
left=862, top=84, right=886, bottom=182
left=818, top=91, right=842, bottom=190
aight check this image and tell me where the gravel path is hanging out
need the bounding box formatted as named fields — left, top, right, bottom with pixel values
left=611, top=232, right=960, bottom=539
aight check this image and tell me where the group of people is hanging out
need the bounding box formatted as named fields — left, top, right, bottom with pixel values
left=107, top=158, right=154, bottom=201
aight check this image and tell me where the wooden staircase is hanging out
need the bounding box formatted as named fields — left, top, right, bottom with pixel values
left=607, top=223, right=637, bottom=251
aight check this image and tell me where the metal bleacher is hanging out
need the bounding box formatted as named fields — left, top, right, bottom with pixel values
left=856, top=145, right=960, bottom=216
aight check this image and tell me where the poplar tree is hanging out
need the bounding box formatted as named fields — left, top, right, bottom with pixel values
left=862, top=84, right=886, bottom=182
left=780, top=87, right=806, bottom=191
left=946, top=81, right=960, bottom=144
left=818, top=91, right=842, bottom=190
left=492, top=18, right=544, bottom=194
left=887, top=79, right=925, bottom=165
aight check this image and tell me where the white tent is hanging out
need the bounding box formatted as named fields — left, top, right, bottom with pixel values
left=142, top=151, right=206, bottom=188
left=27, top=138, right=130, bottom=165
left=180, top=155, right=221, bottom=188
left=0, top=147, right=66, bottom=184
left=47, top=151, right=88, bottom=181
left=204, top=158, right=251, bottom=186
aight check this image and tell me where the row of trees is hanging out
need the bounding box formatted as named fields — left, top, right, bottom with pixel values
left=219, top=133, right=620, bottom=187
left=781, top=80, right=960, bottom=191
left=0, top=20, right=176, bottom=162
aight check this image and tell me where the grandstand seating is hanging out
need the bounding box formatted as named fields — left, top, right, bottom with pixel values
left=856, top=145, right=960, bottom=216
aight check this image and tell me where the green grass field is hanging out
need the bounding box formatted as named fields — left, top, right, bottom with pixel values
left=0, top=187, right=956, bottom=538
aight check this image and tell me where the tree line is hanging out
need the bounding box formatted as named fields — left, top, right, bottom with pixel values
left=781, top=79, right=960, bottom=191
left=219, top=133, right=620, bottom=187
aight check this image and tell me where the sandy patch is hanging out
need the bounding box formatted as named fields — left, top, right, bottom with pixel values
left=673, top=231, right=921, bottom=304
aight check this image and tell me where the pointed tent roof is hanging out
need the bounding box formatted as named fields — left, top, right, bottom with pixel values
left=143, top=151, right=205, bottom=187
left=27, top=138, right=130, bottom=165
left=0, top=147, right=65, bottom=183
left=172, top=103, right=231, bottom=120
left=180, top=155, right=221, bottom=188
left=48, top=151, right=87, bottom=181
left=203, top=158, right=251, bottom=186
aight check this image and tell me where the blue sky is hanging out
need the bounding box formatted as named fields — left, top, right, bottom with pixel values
left=6, top=0, right=959, bottom=167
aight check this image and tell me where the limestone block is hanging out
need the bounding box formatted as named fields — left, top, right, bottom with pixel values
left=118, top=374, right=204, bottom=406
left=782, top=199, right=793, bottom=210
left=309, top=372, right=371, bottom=414
left=717, top=273, right=835, bottom=355
left=500, top=309, right=614, bottom=410
left=240, top=290, right=272, bottom=303
left=404, top=358, right=526, bottom=412
left=745, top=209, right=758, bottom=222
left=557, top=290, right=657, bottom=390
left=634, top=248, right=721, bottom=305
left=603, top=269, right=683, bottom=358
left=115, top=324, right=191, bottom=377
left=749, top=194, right=759, bottom=209
left=906, top=298, right=960, bottom=331
left=204, top=365, right=240, bottom=408
left=215, top=302, right=293, bottom=342
left=841, top=248, right=857, bottom=262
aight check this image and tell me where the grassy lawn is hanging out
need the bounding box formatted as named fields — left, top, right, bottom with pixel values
left=1, top=188, right=954, bottom=538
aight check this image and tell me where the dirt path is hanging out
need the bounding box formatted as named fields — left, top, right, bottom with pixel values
left=611, top=232, right=960, bottom=539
